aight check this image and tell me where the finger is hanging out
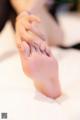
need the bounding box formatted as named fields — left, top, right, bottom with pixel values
left=17, top=12, right=40, bottom=24
left=19, top=26, right=33, bottom=42
left=22, top=17, right=46, bottom=42
left=31, top=22, right=46, bottom=41
left=23, top=30, right=41, bottom=44
left=16, top=11, right=26, bottom=20
left=16, top=11, right=29, bottom=21
left=20, top=16, right=31, bottom=30
left=29, top=15, right=40, bottom=23
left=22, top=20, right=31, bottom=30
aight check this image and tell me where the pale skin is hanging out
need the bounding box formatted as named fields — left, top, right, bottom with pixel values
left=11, top=0, right=64, bottom=46
left=16, top=11, right=61, bottom=99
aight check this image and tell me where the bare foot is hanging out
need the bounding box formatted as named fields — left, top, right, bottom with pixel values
left=16, top=11, right=61, bottom=99
left=19, top=40, right=61, bottom=99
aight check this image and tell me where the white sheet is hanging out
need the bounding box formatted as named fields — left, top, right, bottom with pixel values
left=1, top=17, right=80, bottom=120
left=0, top=22, right=68, bottom=120
left=0, top=53, right=68, bottom=120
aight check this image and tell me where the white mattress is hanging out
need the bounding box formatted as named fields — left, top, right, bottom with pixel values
left=0, top=15, right=80, bottom=120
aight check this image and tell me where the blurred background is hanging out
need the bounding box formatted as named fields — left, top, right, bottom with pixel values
left=0, top=0, right=80, bottom=53
left=0, top=0, right=80, bottom=120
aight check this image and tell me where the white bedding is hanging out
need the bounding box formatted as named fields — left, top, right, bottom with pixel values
left=0, top=15, right=80, bottom=120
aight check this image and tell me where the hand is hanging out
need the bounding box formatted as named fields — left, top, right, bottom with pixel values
left=16, top=11, right=47, bottom=48
left=16, top=11, right=61, bottom=99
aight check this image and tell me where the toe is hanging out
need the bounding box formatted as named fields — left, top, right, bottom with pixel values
left=31, top=45, right=36, bottom=54
left=40, top=42, right=49, bottom=56
left=21, top=41, right=31, bottom=57
left=30, top=41, right=42, bottom=55
left=45, top=47, right=52, bottom=57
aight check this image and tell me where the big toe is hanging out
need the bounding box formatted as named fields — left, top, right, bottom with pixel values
left=21, top=41, right=31, bottom=57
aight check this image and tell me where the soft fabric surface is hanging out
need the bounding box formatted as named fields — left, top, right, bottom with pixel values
left=0, top=14, right=80, bottom=119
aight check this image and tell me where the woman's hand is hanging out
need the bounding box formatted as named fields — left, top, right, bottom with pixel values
left=16, top=11, right=61, bottom=99
left=16, top=11, right=41, bottom=48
